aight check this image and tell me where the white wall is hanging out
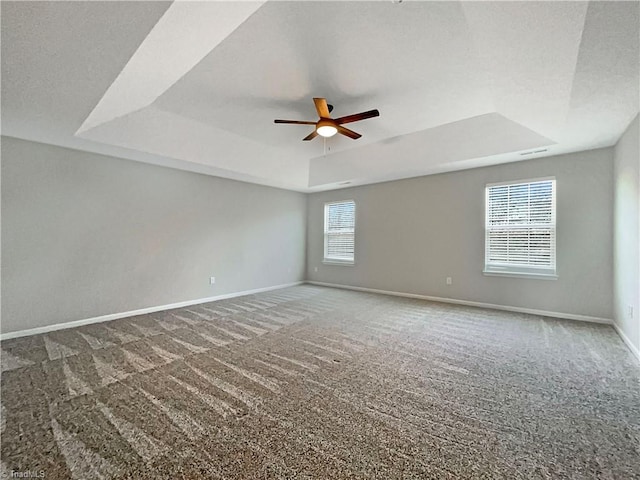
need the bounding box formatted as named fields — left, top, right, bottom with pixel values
left=613, top=115, right=640, bottom=355
left=307, top=148, right=614, bottom=320
left=1, top=136, right=307, bottom=334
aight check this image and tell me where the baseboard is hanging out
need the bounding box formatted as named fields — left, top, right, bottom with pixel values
left=306, top=281, right=614, bottom=325
left=613, top=323, right=640, bottom=364
left=0, top=281, right=304, bottom=341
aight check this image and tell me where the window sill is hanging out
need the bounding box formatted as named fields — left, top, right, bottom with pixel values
left=323, top=259, right=355, bottom=266
left=483, top=270, right=558, bottom=280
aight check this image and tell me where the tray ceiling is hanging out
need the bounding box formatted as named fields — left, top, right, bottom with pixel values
left=2, top=1, right=638, bottom=192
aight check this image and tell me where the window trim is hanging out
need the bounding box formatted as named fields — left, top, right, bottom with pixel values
left=484, top=176, right=557, bottom=279
left=323, top=199, right=356, bottom=266
left=482, top=270, right=558, bottom=280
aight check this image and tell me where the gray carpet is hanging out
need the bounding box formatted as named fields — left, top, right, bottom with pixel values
left=1, top=285, right=639, bottom=479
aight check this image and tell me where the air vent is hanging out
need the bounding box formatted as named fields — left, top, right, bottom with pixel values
left=520, top=148, right=548, bottom=156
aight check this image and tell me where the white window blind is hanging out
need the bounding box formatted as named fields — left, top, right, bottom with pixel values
left=324, top=200, right=355, bottom=264
left=485, top=178, right=556, bottom=277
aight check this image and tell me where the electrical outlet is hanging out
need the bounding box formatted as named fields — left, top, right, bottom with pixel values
left=314, top=267, right=318, bottom=273
left=628, top=305, right=634, bottom=319
left=210, top=277, right=216, bottom=285
left=446, top=277, right=452, bottom=285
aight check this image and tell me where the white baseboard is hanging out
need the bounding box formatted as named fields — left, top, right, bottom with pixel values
left=613, top=323, right=640, bottom=364
left=0, top=281, right=304, bottom=341
left=306, top=281, right=614, bottom=325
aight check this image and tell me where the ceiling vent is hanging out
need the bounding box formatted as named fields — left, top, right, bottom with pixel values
left=519, top=148, right=548, bottom=156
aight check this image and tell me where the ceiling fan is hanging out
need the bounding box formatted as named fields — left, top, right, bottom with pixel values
left=274, top=98, right=380, bottom=141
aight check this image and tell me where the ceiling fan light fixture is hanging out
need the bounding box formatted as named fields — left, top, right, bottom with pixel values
left=316, top=119, right=338, bottom=137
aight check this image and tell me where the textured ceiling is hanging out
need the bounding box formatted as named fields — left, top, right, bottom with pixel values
left=2, top=1, right=638, bottom=192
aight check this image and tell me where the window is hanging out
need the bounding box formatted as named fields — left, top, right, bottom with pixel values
left=484, top=178, right=556, bottom=278
left=324, top=200, right=355, bottom=264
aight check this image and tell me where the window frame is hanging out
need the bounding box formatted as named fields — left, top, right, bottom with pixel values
left=483, top=177, right=557, bottom=280
left=323, top=199, right=356, bottom=266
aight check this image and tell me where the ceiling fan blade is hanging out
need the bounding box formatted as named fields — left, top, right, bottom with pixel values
left=274, top=119, right=317, bottom=125
left=334, top=109, right=380, bottom=125
left=303, top=130, right=319, bottom=141
left=313, top=98, right=331, bottom=118
left=337, top=125, right=362, bottom=140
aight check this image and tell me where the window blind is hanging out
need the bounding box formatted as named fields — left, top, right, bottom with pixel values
left=485, top=178, right=556, bottom=276
left=324, top=200, right=355, bottom=263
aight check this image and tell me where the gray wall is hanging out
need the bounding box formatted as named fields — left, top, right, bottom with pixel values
left=614, top=115, right=640, bottom=352
left=1, top=136, right=307, bottom=334
left=307, top=148, right=614, bottom=319
left=1, top=135, right=621, bottom=334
